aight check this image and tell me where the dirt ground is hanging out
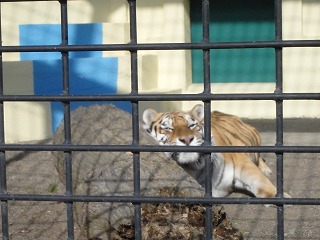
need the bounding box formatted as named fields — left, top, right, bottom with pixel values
left=0, top=131, right=319, bottom=239
left=1, top=139, right=85, bottom=240
left=224, top=132, right=320, bottom=240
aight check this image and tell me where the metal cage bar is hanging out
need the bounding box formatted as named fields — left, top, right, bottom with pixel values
left=0, top=92, right=318, bottom=102
left=0, top=144, right=319, bottom=153
left=0, top=193, right=320, bottom=205
left=1, top=39, right=320, bottom=53
left=201, top=0, right=214, bottom=239
left=128, top=0, right=142, bottom=238
left=274, top=0, right=285, bottom=238
left=59, top=0, right=75, bottom=239
left=0, top=0, right=319, bottom=239
left=0, top=5, right=9, bottom=240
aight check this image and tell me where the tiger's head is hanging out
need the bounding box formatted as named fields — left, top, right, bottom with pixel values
left=142, top=104, right=205, bottom=164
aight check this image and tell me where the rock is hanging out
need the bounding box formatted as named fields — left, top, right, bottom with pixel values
left=52, top=104, right=242, bottom=239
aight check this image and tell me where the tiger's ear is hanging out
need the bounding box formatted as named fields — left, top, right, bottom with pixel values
left=142, top=109, right=158, bottom=128
left=190, top=104, right=204, bottom=121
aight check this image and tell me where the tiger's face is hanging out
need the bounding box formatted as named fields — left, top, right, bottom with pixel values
left=142, top=104, right=205, bottom=164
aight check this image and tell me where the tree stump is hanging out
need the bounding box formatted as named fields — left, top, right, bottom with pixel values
left=52, top=104, right=243, bottom=240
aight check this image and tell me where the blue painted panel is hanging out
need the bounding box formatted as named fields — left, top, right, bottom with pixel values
left=33, top=58, right=131, bottom=132
left=19, top=23, right=102, bottom=60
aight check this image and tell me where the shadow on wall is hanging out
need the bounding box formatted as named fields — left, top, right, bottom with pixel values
left=19, top=23, right=131, bottom=132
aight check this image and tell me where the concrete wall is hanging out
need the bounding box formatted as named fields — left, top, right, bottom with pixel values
left=1, top=0, right=319, bottom=142
left=281, top=0, right=320, bottom=118
left=184, top=0, right=320, bottom=119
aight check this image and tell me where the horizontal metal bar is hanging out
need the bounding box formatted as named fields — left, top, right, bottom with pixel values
left=1, top=40, right=320, bottom=53
left=1, top=144, right=319, bottom=153
left=0, top=93, right=319, bottom=102
left=0, top=0, right=57, bottom=2
left=0, top=193, right=319, bottom=205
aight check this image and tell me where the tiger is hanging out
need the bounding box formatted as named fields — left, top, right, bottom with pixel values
left=142, top=104, right=291, bottom=198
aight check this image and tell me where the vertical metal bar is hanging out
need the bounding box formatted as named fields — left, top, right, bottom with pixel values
left=274, top=0, right=284, bottom=239
left=128, top=0, right=142, bottom=239
left=202, top=0, right=213, bottom=239
left=60, top=1, right=74, bottom=239
left=0, top=5, right=9, bottom=240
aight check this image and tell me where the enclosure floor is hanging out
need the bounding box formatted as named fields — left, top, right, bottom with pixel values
left=224, top=132, right=320, bottom=240
left=1, top=132, right=319, bottom=239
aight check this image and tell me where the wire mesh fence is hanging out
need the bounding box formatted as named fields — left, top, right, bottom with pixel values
left=0, top=0, right=320, bottom=239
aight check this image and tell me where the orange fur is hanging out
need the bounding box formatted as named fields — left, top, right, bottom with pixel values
left=142, top=104, right=290, bottom=198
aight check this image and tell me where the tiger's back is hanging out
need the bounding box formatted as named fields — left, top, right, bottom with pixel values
left=211, top=111, right=261, bottom=165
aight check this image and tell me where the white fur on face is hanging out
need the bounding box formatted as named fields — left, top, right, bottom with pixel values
left=174, top=152, right=202, bottom=164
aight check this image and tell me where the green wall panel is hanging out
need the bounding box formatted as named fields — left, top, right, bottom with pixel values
left=191, top=0, right=275, bottom=83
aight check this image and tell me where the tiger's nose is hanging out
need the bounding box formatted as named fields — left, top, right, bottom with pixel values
left=179, top=136, right=194, bottom=145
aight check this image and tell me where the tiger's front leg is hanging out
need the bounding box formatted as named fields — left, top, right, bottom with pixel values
left=211, top=152, right=279, bottom=198
left=235, top=162, right=292, bottom=199
left=234, top=160, right=292, bottom=211
left=211, top=156, right=236, bottom=197
left=233, top=157, right=278, bottom=198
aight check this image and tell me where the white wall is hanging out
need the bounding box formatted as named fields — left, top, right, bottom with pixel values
left=1, top=0, right=319, bottom=142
